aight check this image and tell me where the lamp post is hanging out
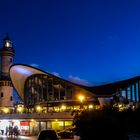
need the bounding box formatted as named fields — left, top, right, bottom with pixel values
left=78, top=95, right=85, bottom=110
left=78, top=95, right=84, bottom=103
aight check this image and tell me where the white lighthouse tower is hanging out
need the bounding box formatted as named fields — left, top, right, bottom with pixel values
left=0, top=35, right=15, bottom=107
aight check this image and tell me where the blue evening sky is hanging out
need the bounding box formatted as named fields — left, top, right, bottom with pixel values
left=0, top=0, right=140, bottom=86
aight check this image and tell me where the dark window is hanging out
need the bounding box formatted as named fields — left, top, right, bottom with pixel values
left=10, top=96, right=13, bottom=101
left=6, top=82, right=8, bottom=86
left=1, top=82, right=4, bottom=86
left=10, top=58, right=13, bottom=63
left=1, top=92, right=3, bottom=97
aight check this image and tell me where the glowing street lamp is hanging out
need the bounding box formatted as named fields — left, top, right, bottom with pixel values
left=61, top=105, right=66, bottom=111
left=89, top=104, right=93, bottom=109
left=31, top=119, right=35, bottom=122
left=17, top=106, right=24, bottom=113
left=78, top=95, right=85, bottom=110
left=118, top=104, right=122, bottom=108
left=16, top=104, right=25, bottom=113
left=3, top=108, right=10, bottom=113
left=36, top=105, right=42, bottom=113
left=78, top=95, right=85, bottom=103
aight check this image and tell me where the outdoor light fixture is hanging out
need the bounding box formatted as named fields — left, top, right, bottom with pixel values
left=31, top=119, right=35, bottom=122
left=61, top=105, right=66, bottom=110
left=3, top=108, right=10, bottom=113
left=54, top=107, right=60, bottom=112
left=89, top=104, right=93, bottom=109
left=118, top=104, right=122, bottom=108
left=78, top=95, right=85, bottom=103
left=36, top=105, right=42, bottom=112
left=17, top=106, right=24, bottom=113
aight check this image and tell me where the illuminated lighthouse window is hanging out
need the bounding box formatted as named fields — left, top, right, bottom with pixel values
left=6, top=41, right=10, bottom=47
left=4, top=39, right=12, bottom=48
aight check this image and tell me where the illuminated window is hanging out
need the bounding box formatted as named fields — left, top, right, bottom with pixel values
left=30, top=121, right=39, bottom=135
left=52, top=121, right=64, bottom=131
left=132, top=85, right=135, bottom=101
left=136, top=83, right=139, bottom=102
left=121, top=90, right=126, bottom=97
left=65, top=121, right=72, bottom=127
left=127, top=87, right=131, bottom=100
left=54, top=106, right=60, bottom=112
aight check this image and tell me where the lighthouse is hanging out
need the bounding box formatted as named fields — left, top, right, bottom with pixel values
left=0, top=35, right=15, bottom=107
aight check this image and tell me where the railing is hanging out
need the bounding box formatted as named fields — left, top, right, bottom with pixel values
left=0, top=112, right=74, bottom=120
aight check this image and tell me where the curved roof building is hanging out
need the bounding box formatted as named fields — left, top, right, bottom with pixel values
left=10, top=64, right=140, bottom=107
left=10, top=64, right=99, bottom=107
left=1, top=37, right=140, bottom=137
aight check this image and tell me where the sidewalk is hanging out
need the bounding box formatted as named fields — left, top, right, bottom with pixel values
left=0, top=135, right=37, bottom=140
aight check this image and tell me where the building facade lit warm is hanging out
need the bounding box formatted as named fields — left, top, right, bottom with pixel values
left=0, top=36, right=140, bottom=136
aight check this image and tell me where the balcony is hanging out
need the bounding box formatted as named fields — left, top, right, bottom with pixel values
left=0, top=112, right=74, bottom=120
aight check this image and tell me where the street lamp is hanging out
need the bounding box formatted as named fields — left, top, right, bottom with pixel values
left=78, top=95, right=85, bottom=110
left=36, top=105, right=42, bottom=113
left=61, top=105, right=66, bottom=111
left=88, top=104, right=93, bottom=109
left=17, top=106, right=24, bottom=113
left=3, top=108, right=10, bottom=113
left=78, top=95, right=85, bottom=103
left=17, top=104, right=24, bottom=113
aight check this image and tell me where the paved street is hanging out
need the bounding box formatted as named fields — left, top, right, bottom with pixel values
left=0, top=135, right=36, bottom=140
left=0, top=135, right=74, bottom=140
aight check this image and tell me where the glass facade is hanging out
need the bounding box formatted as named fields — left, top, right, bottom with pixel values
left=28, top=120, right=73, bottom=135
left=24, top=74, right=74, bottom=107
left=136, top=83, right=139, bottom=102
left=30, top=121, right=39, bottom=135
left=127, top=87, right=131, bottom=101
left=121, top=82, right=140, bottom=103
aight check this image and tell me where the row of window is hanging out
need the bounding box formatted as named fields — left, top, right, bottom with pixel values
left=121, top=82, right=140, bottom=102
left=0, top=92, right=13, bottom=101
left=24, top=74, right=73, bottom=106
left=0, top=81, right=12, bottom=86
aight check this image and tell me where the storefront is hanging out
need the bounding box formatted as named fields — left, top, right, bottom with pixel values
left=0, top=119, right=73, bottom=136
left=0, top=120, right=20, bottom=135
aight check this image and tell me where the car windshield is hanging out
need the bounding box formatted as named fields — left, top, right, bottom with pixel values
left=38, top=130, right=58, bottom=140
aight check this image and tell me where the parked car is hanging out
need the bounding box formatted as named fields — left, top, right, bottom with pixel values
left=37, top=129, right=60, bottom=140
left=57, top=128, right=74, bottom=139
